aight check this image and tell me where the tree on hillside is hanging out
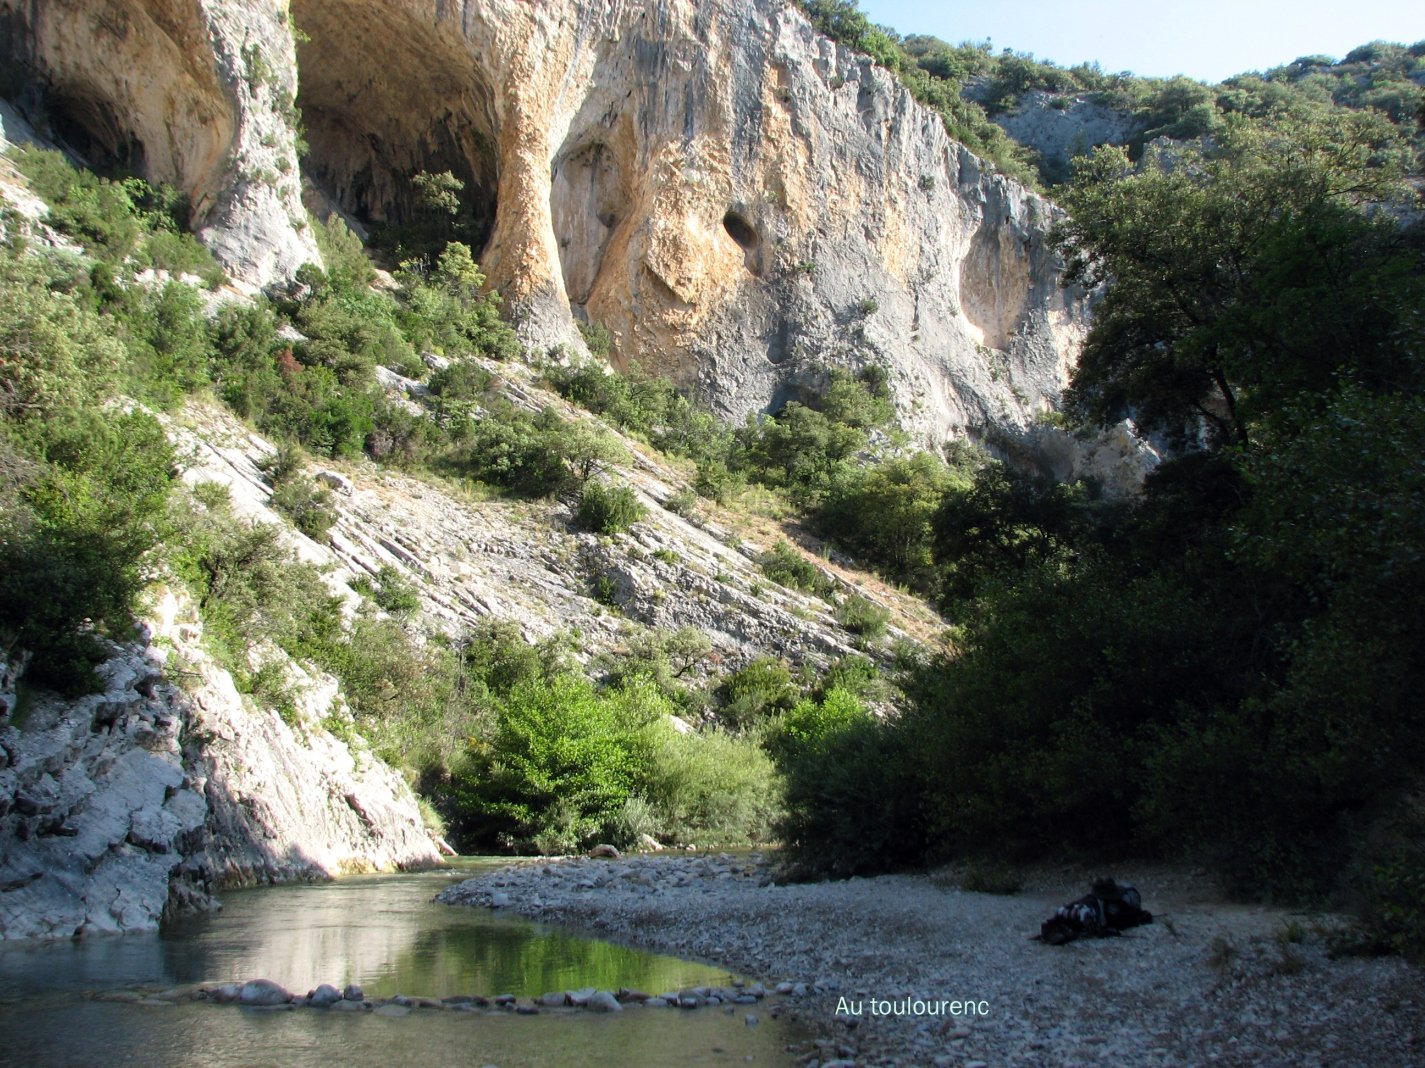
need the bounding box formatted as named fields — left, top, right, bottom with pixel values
left=1054, top=112, right=1418, bottom=448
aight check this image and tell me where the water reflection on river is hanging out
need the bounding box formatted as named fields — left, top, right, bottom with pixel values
left=0, top=861, right=801, bottom=1067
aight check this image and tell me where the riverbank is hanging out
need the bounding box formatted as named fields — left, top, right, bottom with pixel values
left=439, top=853, right=1425, bottom=1067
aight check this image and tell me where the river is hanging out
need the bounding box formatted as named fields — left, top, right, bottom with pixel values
left=0, top=861, right=802, bottom=1067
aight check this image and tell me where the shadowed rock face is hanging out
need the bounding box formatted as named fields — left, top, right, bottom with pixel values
left=0, top=587, right=442, bottom=942
left=0, top=0, right=1085, bottom=443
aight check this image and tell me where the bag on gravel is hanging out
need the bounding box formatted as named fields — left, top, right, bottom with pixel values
left=1034, top=878, right=1153, bottom=945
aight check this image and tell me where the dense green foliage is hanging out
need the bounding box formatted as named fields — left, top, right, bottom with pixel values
left=10, top=145, right=225, bottom=284
left=0, top=143, right=850, bottom=861
left=10, top=51, right=1424, bottom=965
left=780, top=106, right=1425, bottom=956
left=1055, top=115, right=1417, bottom=448
left=0, top=240, right=177, bottom=692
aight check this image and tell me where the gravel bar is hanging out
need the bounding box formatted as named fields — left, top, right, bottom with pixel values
left=437, top=852, right=1425, bottom=1067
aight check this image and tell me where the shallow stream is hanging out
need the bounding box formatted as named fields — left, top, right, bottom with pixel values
left=0, top=860, right=800, bottom=1067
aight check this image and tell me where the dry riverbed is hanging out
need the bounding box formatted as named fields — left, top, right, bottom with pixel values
left=438, top=852, right=1425, bottom=1067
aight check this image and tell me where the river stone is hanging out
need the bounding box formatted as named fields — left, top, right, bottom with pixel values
left=567, top=987, right=596, bottom=1007
left=308, top=984, right=342, bottom=1008
left=746, top=1014, right=760, bottom=1028
left=239, top=979, right=292, bottom=1006
left=587, top=991, right=622, bottom=1013
left=343, top=984, right=364, bottom=1001
left=588, top=844, right=620, bottom=859
left=329, top=999, right=364, bottom=1012
left=645, top=998, right=669, bottom=1008
left=493, top=994, right=516, bottom=1006
left=538, top=992, right=567, bottom=1007
left=373, top=1003, right=410, bottom=1017
left=515, top=1004, right=540, bottom=1015
left=208, top=983, right=243, bottom=1004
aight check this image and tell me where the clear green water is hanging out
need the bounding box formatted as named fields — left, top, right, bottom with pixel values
left=0, top=861, right=801, bottom=1067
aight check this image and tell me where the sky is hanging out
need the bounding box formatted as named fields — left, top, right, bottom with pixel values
left=858, top=0, right=1423, bottom=83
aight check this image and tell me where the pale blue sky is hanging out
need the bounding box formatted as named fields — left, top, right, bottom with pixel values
left=859, top=1, right=1422, bottom=82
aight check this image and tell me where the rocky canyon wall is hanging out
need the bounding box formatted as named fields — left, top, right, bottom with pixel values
left=0, top=0, right=1086, bottom=446
left=0, top=587, right=442, bottom=941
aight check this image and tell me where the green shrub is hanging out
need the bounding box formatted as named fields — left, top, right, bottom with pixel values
left=311, top=214, right=374, bottom=289
left=716, top=656, right=797, bottom=730
left=9, top=145, right=143, bottom=260
left=664, top=489, right=697, bottom=517
left=454, top=674, right=659, bottom=852
left=758, top=541, right=835, bottom=597
left=578, top=319, right=613, bottom=359
left=454, top=619, right=571, bottom=700
left=0, top=408, right=176, bottom=693
left=818, top=654, right=882, bottom=700
left=428, top=359, right=494, bottom=401
left=595, top=627, right=712, bottom=698
left=835, top=594, right=890, bottom=639
left=269, top=474, right=337, bottom=540
left=396, top=243, right=520, bottom=361
left=777, top=714, right=925, bottom=878
left=121, top=281, right=212, bottom=405
left=693, top=459, right=743, bottom=503
left=816, top=452, right=956, bottom=592
left=763, top=686, right=868, bottom=764
left=168, top=488, right=344, bottom=670
left=0, top=250, right=123, bottom=420
left=139, top=229, right=225, bottom=287
left=575, top=480, right=646, bottom=534
left=9, top=145, right=226, bottom=278
left=640, top=726, right=783, bottom=846
left=1351, top=842, right=1425, bottom=961
left=369, top=564, right=420, bottom=615
left=446, top=404, right=572, bottom=497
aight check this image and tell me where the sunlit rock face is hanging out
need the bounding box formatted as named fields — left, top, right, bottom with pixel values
left=0, top=0, right=1085, bottom=443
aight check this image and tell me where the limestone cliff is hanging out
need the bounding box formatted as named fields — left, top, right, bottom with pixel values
left=0, top=589, right=442, bottom=941
left=0, top=0, right=1085, bottom=447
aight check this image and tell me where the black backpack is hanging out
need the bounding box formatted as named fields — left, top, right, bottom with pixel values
left=1035, top=878, right=1153, bottom=945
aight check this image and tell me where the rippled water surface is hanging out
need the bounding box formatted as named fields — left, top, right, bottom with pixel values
left=0, top=861, right=800, bottom=1067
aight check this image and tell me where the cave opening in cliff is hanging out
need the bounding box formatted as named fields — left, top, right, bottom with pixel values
left=290, top=1, right=500, bottom=265
left=38, top=87, right=147, bottom=176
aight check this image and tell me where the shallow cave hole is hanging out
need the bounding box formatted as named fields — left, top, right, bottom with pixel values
left=723, top=210, right=766, bottom=278
left=723, top=210, right=760, bottom=251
